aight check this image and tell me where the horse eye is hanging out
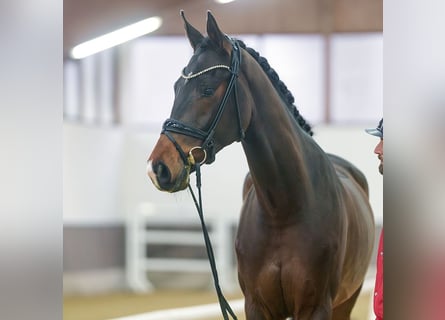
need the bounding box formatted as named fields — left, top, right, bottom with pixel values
left=202, top=88, right=215, bottom=97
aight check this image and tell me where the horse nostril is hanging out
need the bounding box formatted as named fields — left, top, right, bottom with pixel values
left=153, top=161, right=171, bottom=187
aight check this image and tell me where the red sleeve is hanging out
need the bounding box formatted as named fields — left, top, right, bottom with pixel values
left=374, top=230, right=383, bottom=320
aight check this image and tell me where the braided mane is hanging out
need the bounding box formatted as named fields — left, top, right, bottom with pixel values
left=237, top=39, right=313, bottom=136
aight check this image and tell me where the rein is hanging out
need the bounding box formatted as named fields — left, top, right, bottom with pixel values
left=161, top=37, right=243, bottom=320
left=187, top=162, right=238, bottom=320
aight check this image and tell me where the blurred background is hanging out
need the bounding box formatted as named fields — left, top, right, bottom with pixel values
left=63, top=0, right=383, bottom=319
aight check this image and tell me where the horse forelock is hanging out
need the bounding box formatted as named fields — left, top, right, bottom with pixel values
left=236, top=39, right=314, bottom=136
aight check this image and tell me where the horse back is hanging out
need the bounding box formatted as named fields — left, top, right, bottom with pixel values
left=328, top=153, right=369, bottom=196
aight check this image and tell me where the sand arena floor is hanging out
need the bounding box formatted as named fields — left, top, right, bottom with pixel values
left=64, top=289, right=371, bottom=320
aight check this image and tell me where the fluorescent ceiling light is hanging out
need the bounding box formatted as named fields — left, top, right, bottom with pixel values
left=215, top=0, right=237, bottom=3
left=71, top=16, right=162, bottom=59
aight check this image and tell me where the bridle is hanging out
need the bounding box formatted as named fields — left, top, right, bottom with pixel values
left=158, top=37, right=243, bottom=320
left=161, top=37, right=244, bottom=168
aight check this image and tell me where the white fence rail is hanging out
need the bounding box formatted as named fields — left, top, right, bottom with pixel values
left=126, top=204, right=238, bottom=292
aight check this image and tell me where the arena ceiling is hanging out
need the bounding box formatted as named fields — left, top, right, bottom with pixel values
left=63, top=0, right=382, bottom=58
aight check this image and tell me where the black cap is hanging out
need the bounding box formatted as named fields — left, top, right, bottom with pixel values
left=365, top=118, right=383, bottom=138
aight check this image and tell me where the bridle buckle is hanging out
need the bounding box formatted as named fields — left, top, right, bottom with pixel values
left=188, top=146, right=207, bottom=165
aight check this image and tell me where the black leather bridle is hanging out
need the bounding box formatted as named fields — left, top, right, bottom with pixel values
left=159, top=37, right=244, bottom=320
left=161, top=37, right=245, bottom=167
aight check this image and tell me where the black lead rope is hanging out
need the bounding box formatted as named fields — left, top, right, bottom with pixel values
left=187, top=162, right=238, bottom=320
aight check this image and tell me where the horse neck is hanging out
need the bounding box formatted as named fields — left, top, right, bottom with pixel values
left=240, top=59, right=318, bottom=218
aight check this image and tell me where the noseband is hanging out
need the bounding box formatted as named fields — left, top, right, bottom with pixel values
left=161, top=37, right=244, bottom=167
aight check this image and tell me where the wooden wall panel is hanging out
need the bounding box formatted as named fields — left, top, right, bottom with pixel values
left=64, top=0, right=382, bottom=58
left=334, top=0, right=383, bottom=32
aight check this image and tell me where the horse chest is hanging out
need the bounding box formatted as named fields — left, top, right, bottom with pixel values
left=236, top=221, right=312, bottom=282
left=236, top=229, right=317, bottom=315
left=236, top=195, right=336, bottom=297
left=237, top=194, right=320, bottom=266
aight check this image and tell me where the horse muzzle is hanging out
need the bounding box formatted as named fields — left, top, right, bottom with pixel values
left=147, top=159, right=190, bottom=192
left=147, top=134, right=195, bottom=192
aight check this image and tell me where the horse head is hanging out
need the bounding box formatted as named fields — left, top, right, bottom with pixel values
left=147, top=11, right=252, bottom=192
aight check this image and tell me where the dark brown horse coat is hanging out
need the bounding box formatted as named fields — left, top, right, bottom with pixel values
left=147, top=11, right=375, bottom=320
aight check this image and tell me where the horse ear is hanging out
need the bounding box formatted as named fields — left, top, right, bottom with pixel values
left=206, top=11, right=231, bottom=52
left=181, top=10, right=204, bottom=51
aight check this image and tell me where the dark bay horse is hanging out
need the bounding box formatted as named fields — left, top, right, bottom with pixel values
left=147, top=11, right=375, bottom=320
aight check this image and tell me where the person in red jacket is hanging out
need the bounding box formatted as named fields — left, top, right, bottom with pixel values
left=366, top=118, right=383, bottom=320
